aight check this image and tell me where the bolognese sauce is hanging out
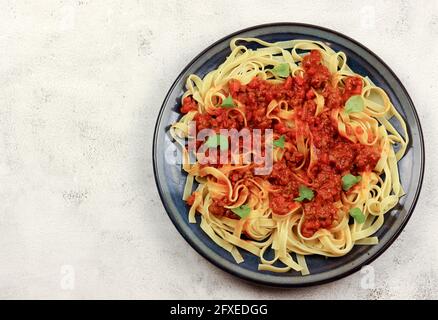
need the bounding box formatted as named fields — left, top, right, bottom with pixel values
left=181, top=50, right=381, bottom=237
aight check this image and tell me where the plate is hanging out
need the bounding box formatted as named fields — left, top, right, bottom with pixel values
left=152, top=23, right=424, bottom=287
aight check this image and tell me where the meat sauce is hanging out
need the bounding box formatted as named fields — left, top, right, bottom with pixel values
left=181, top=50, right=380, bottom=237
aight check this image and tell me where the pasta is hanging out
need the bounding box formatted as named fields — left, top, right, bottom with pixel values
left=170, top=37, right=408, bottom=275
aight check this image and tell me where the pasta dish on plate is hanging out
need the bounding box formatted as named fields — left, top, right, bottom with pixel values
left=170, top=38, right=408, bottom=275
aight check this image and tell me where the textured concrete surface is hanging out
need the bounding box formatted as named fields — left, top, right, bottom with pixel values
left=0, top=0, right=436, bottom=299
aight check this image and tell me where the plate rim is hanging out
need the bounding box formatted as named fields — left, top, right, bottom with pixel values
left=152, top=22, right=425, bottom=287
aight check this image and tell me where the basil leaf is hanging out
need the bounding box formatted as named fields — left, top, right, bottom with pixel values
left=349, top=207, right=365, bottom=224
left=205, top=134, right=229, bottom=151
left=272, top=63, right=289, bottom=78
left=344, top=95, right=364, bottom=113
left=294, top=185, right=314, bottom=202
left=231, top=204, right=251, bottom=219
left=221, top=95, right=235, bottom=108
left=342, top=174, right=362, bottom=191
left=273, top=135, right=285, bottom=148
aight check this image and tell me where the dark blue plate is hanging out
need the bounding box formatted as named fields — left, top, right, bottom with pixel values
left=153, top=23, right=424, bottom=287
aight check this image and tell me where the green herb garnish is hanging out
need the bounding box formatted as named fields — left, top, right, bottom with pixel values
left=272, top=63, right=290, bottom=78
left=231, top=204, right=251, bottom=219
left=349, top=207, right=365, bottom=224
left=273, top=135, right=285, bottom=148
left=221, top=95, right=235, bottom=108
left=294, top=185, right=314, bottom=202
left=205, top=134, right=229, bottom=151
left=344, top=95, right=364, bottom=113
left=342, top=174, right=362, bottom=191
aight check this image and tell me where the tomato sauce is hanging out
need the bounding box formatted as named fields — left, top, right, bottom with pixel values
left=183, top=50, right=380, bottom=237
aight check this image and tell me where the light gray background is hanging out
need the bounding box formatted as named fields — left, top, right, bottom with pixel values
left=0, top=0, right=436, bottom=299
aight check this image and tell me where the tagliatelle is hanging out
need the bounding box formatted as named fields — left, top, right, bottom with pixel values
left=170, top=37, right=408, bottom=275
